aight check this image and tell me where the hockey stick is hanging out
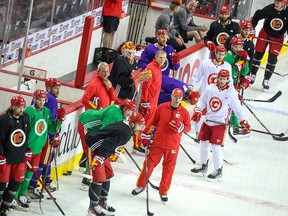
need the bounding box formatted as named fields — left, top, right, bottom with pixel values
left=26, top=162, right=66, bottom=215
left=124, top=147, right=159, bottom=190
left=184, top=132, right=199, bottom=143
left=233, top=126, right=284, bottom=137
left=255, top=37, right=288, bottom=47
left=252, top=64, right=288, bottom=77
left=145, top=146, right=154, bottom=216
left=180, top=144, right=196, bottom=164
left=243, top=91, right=282, bottom=103
left=53, top=148, right=59, bottom=191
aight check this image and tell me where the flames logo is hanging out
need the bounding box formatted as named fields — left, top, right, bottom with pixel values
left=35, top=119, right=47, bottom=136
left=209, top=97, right=222, bottom=112
left=216, top=32, right=229, bottom=45
left=160, top=58, right=169, bottom=72
left=10, top=129, right=26, bottom=147
left=270, top=18, right=283, bottom=31
left=207, top=73, right=218, bottom=85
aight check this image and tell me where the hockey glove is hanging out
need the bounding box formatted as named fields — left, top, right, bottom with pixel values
left=91, top=155, right=105, bottom=170
left=172, top=52, right=180, bottom=65
left=205, top=41, right=216, bottom=51
left=0, top=156, right=6, bottom=172
left=25, top=149, right=32, bottom=163
left=139, top=102, right=150, bottom=116
left=141, top=133, right=152, bottom=148
left=169, top=119, right=184, bottom=133
left=192, top=107, right=202, bottom=122
left=238, top=50, right=250, bottom=62
left=115, top=146, right=127, bottom=163
left=90, top=96, right=101, bottom=109
left=234, top=60, right=245, bottom=73
left=51, top=132, right=61, bottom=148
left=57, top=107, right=66, bottom=122
left=240, top=120, right=251, bottom=134
left=240, top=76, right=251, bottom=89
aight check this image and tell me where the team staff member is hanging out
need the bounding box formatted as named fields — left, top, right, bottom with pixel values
left=85, top=113, right=145, bottom=216
left=132, top=88, right=191, bottom=204
left=191, top=70, right=250, bottom=181
left=0, top=96, right=31, bottom=215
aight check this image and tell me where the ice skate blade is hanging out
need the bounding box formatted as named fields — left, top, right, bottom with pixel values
left=207, top=177, right=222, bottom=182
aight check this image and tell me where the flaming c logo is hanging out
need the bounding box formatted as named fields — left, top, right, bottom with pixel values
left=209, top=97, right=222, bottom=112
left=11, top=129, right=26, bottom=147
left=216, top=32, right=229, bottom=45
left=270, top=18, right=283, bottom=31
left=35, top=119, right=47, bottom=136
left=208, top=73, right=218, bottom=85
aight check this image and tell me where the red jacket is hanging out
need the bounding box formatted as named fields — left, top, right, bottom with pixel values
left=81, top=74, right=118, bottom=110
left=102, top=0, right=123, bottom=17
left=145, top=102, right=191, bottom=150
left=141, top=60, right=162, bottom=106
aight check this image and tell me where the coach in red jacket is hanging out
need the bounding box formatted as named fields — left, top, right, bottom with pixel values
left=132, top=88, right=191, bottom=204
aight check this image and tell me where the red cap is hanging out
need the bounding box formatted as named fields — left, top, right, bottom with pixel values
left=230, top=36, right=243, bottom=45
left=218, top=69, right=230, bottom=78
left=215, top=45, right=227, bottom=53
left=239, top=20, right=253, bottom=29
left=172, top=88, right=183, bottom=97
left=33, top=89, right=47, bottom=99
left=220, top=5, right=230, bottom=14
left=11, top=96, right=26, bottom=106
left=45, top=78, right=61, bottom=88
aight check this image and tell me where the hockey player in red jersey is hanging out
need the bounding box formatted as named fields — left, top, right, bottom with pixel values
left=85, top=113, right=145, bottom=216
left=250, top=0, right=288, bottom=90
left=0, top=96, right=30, bottom=215
left=131, top=88, right=191, bottom=204
left=133, top=49, right=167, bottom=154
left=190, top=70, right=250, bottom=181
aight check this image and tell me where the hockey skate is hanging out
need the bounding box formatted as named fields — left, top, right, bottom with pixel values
left=28, top=187, right=44, bottom=199
left=250, top=74, right=256, bottom=84
left=99, top=199, right=115, bottom=215
left=87, top=202, right=106, bottom=216
left=207, top=167, right=223, bottom=182
left=262, top=79, right=269, bottom=91
left=80, top=177, right=91, bottom=191
left=132, top=146, right=145, bottom=156
left=16, top=196, right=30, bottom=211
left=44, top=183, right=56, bottom=193
left=160, top=194, right=168, bottom=205
left=0, top=207, right=9, bottom=216
left=131, top=187, right=145, bottom=196
left=191, top=161, right=208, bottom=176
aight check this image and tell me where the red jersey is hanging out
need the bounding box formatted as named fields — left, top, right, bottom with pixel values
left=146, top=102, right=191, bottom=150
left=141, top=60, right=162, bottom=106
left=81, top=74, right=117, bottom=110
left=102, top=0, right=123, bottom=17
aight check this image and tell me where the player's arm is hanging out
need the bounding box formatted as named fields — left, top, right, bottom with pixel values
left=138, top=49, right=153, bottom=70
left=81, top=84, right=98, bottom=110
left=251, top=4, right=272, bottom=28
left=203, top=22, right=215, bottom=43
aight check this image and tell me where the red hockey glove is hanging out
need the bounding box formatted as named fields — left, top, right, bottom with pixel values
left=240, top=76, right=250, bottom=89
left=91, top=155, right=105, bottom=170
left=205, top=41, right=216, bottom=51
left=139, top=102, right=150, bottom=116
left=238, top=50, right=249, bottom=62
left=57, top=107, right=66, bottom=122
left=141, top=133, right=152, bottom=147
left=0, top=156, right=7, bottom=172
left=188, top=90, right=200, bottom=105
left=234, top=61, right=245, bottom=72
left=169, top=119, right=184, bottom=133
left=240, top=120, right=251, bottom=134
left=172, top=52, right=180, bottom=65
left=25, top=149, right=32, bottom=163
left=51, top=132, right=61, bottom=148
left=192, top=107, right=202, bottom=122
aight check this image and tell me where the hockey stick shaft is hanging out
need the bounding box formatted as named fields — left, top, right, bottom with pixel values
left=26, top=162, right=66, bottom=215
left=234, top=125, right=284, bottom=137
left=180, top=144, right=196, bottom=164
left=252, top=64, right=288, bottom=77
left=53, top=149, right=59, bottom=190
left=184, top=132, right=199, bottom=143
left=255, top=37, right=288, bottom=47
left=124, top=147, right=159, bottom=190
left=145, top=146, right=154, bottom=216
left=243, top=91, right=282, bottom=102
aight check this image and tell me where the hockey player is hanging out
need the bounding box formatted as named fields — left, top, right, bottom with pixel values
left=0, top=96, right=31, bottom=215
left=108, top=41, right=137, bottom=99
left=131, top=88, right=191, bottom=204
left=15, top=90, right=64, bottom=208
left=224, top=20, right=255, bottom=68
left=204, top=5, right=240, bottom=51
left=133, top=49, right=166, bottom=154
left=85, top=113, right=145, bottom=216
left=29, top=78, right=63, bottom=197
left=81, top=62, right=118, bottom=110
left=250, top=0, right=288, bottom=90
left=190, top=69, right=250, bottom=181
left=224, top=36, right=250, bottom=135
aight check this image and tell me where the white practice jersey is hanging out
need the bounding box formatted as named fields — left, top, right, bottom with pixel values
left=196, top=84, right=245, bottom=126
left=188, top=59, right=232, bottom=95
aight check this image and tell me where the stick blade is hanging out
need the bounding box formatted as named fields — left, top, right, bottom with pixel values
left=269, top=91, right=282, bottom=102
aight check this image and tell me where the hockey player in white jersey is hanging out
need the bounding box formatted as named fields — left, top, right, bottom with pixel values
left=190, top=69, right=250, bottom=181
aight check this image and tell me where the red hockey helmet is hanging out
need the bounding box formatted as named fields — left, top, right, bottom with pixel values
left=129, top=113, right=145, bottom=125
left=230, top=36, right=243, bottom=45
left=156, top=29, right=168, bottom=37
left=218, top=69, right=230, bottom=78
left=239, top=20, right=253, bottom=30
left=220, top=5, right=230, bottom=14
left=123, top=99, right=136, bottom=112
left=33, top=89, right=47, bottom=99
left=11, top=96, right=26, bottom=107
left=45, top=78, right=61, bottom=88
left=275, top=0, right=287, bottom=3
left=215, top=45, right=227, bottom=53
